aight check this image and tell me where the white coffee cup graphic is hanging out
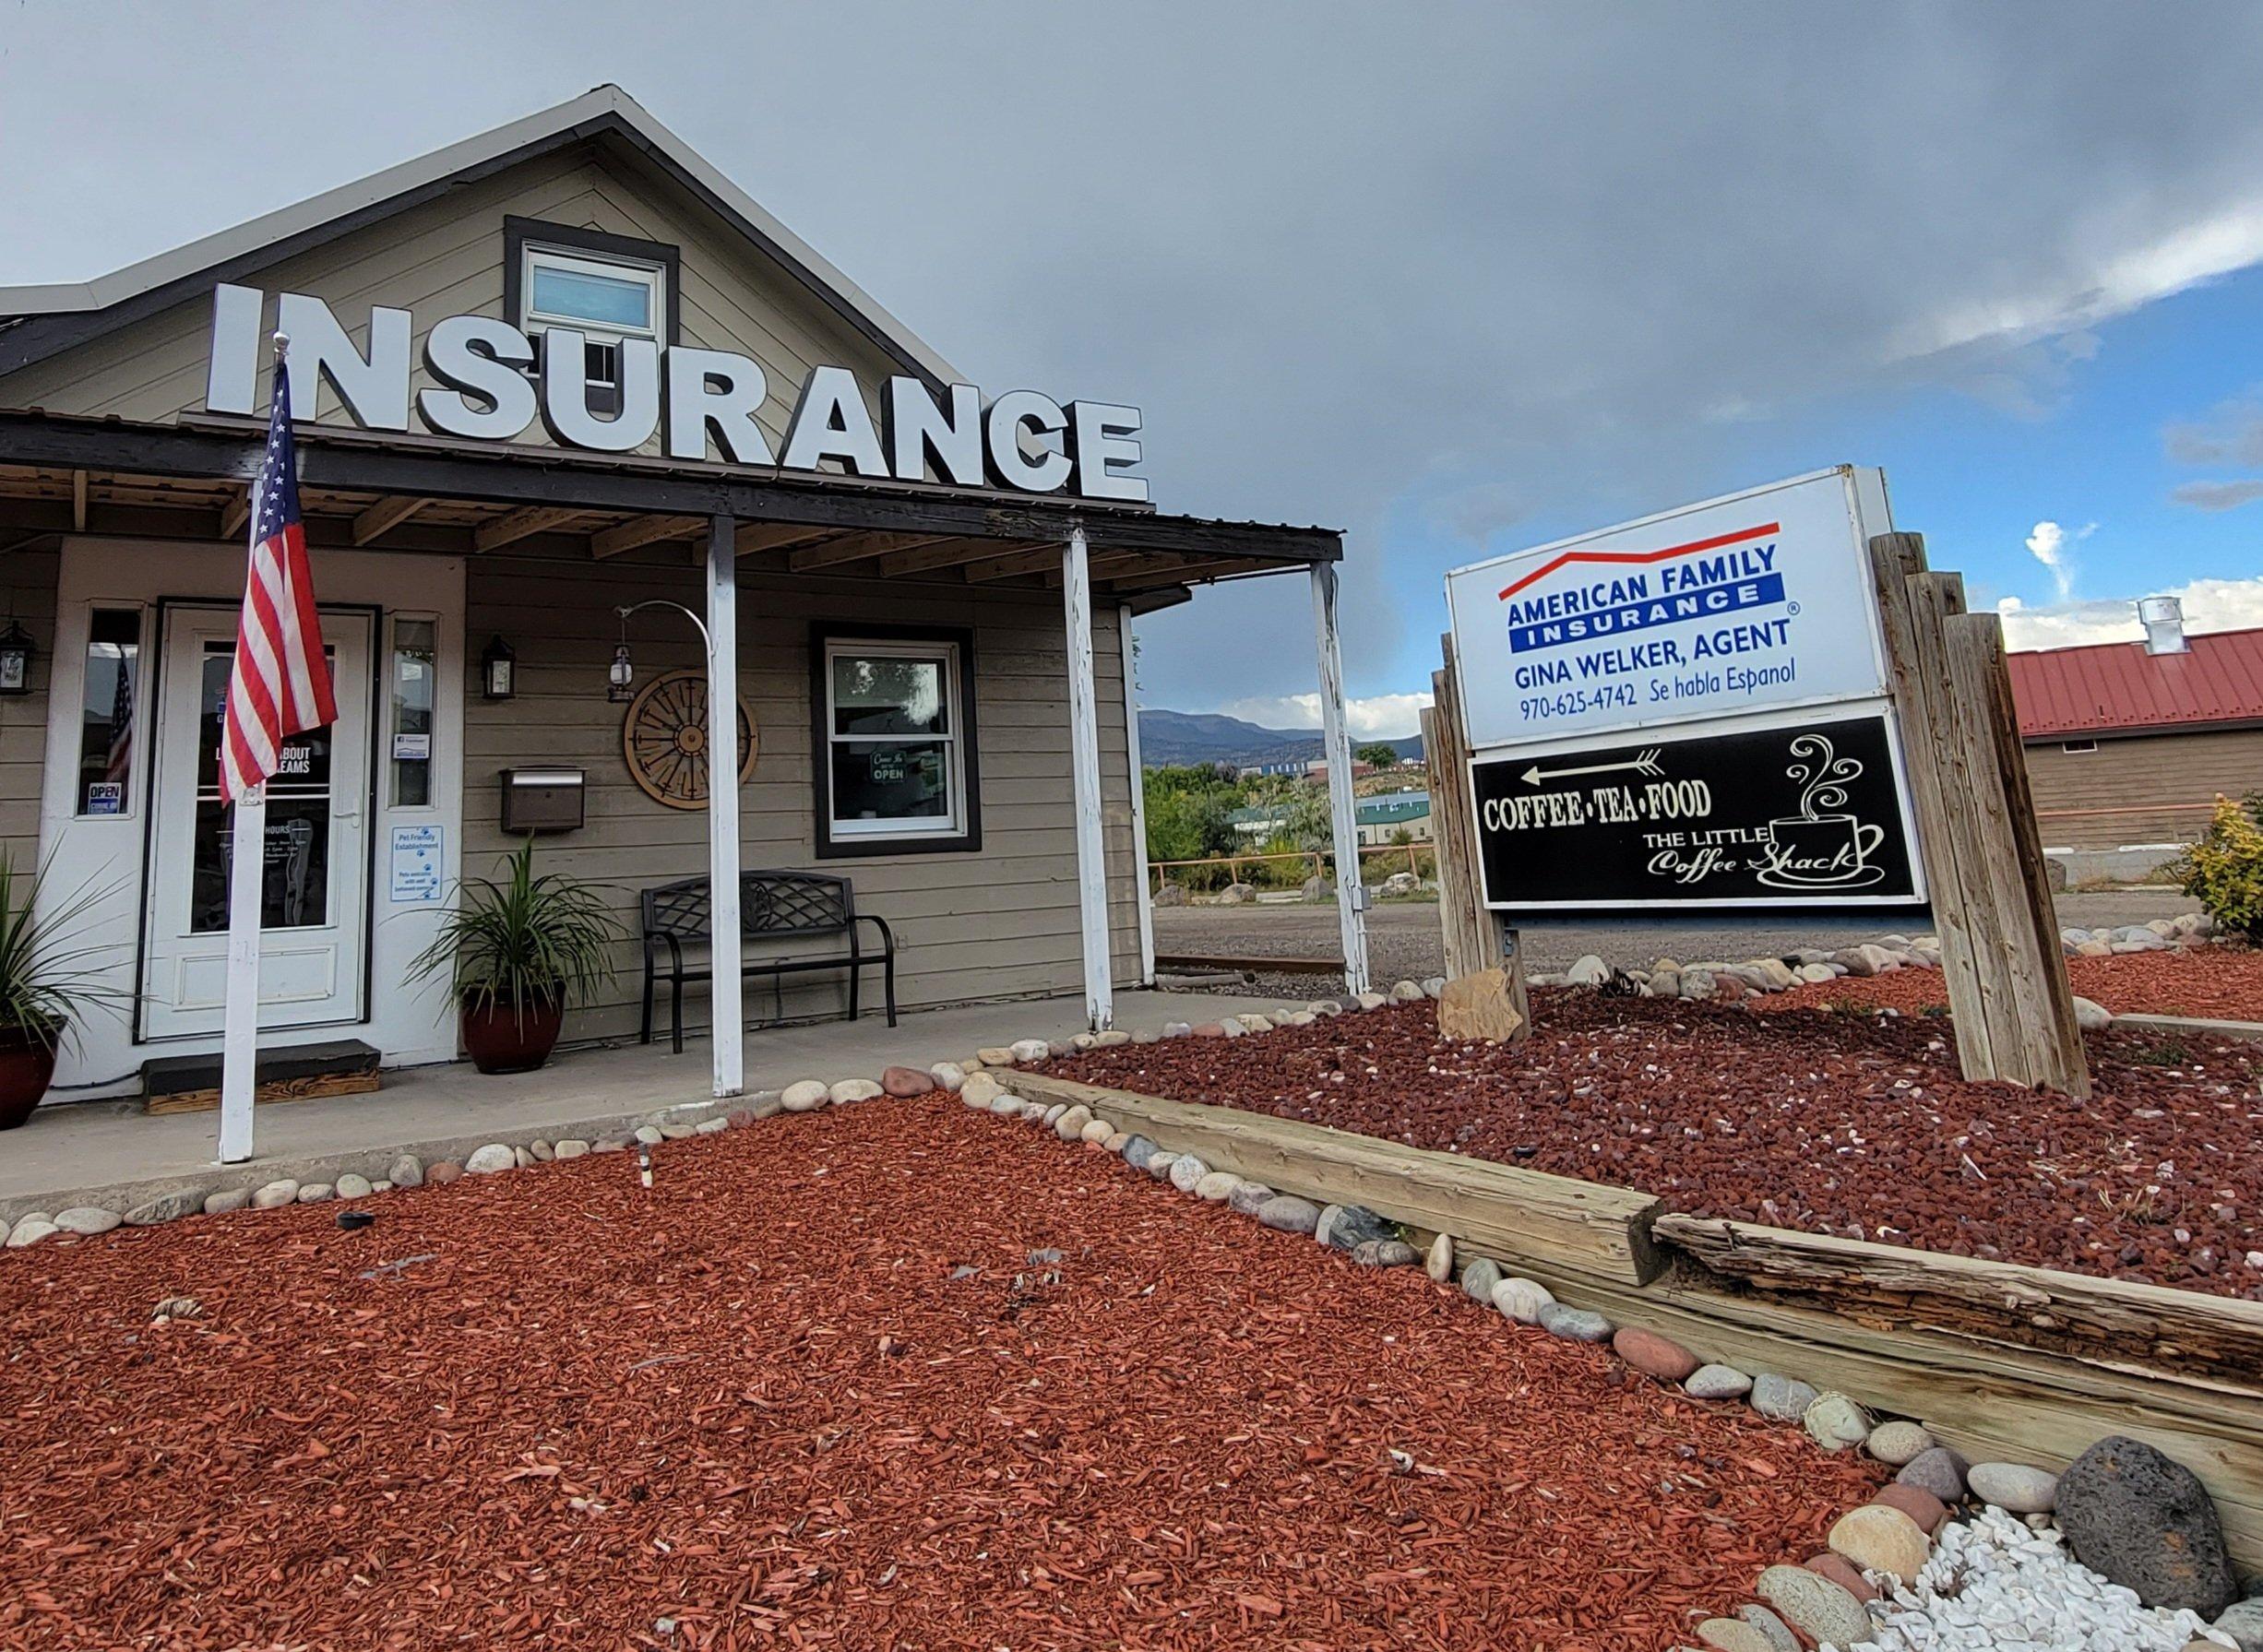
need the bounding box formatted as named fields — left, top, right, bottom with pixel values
left=1755, top=734, right=1887, bottom=890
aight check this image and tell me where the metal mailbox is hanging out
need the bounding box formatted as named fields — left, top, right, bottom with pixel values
left=499, top=767, right=586, bottom=835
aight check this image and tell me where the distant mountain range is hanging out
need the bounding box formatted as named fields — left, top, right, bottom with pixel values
left=1137, top=708, right=1424, bottom=768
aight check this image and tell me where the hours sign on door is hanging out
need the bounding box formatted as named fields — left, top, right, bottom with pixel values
left=1445, top=468, right=1896, bottom=751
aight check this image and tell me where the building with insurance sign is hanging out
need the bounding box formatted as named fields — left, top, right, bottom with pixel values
left=0, top=86, right=1365, bottom=1109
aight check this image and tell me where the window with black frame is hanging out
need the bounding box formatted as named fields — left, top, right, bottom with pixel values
left=814, top=629, right=980, bottom=855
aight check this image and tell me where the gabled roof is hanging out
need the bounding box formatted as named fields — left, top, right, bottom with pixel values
left=0, top=84, right=958, bottom=386
left=2007, top=624, right=2263, bottom=739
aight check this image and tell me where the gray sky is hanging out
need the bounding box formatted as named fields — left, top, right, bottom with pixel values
left=7, top=2, right=2263, bottom=732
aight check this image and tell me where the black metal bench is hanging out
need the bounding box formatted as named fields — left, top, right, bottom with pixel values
left=638, top=870, right=898, bottom=1052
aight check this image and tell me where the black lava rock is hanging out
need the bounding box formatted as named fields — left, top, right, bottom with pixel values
left=2056, top=1434, right=2237, bottom=1617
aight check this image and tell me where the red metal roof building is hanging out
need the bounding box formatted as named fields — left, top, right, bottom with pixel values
left=2007, top=624, right=2263, bottom=739
left=2007, top=617, right=2263, bottom=852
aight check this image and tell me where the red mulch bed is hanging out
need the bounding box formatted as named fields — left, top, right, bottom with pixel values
left=0, top=1098, right=1878, bottom=1652
left=1054, top=998, right=2263, bottom=1300
left=1757, top=945, right=2263, bottom=1022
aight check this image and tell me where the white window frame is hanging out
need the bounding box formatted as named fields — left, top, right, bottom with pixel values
left=823, top=636, right=967, bottom=842
left=519, top=245, right=666, bottom=345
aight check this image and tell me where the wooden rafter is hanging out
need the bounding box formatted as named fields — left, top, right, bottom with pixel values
left=220, top=485, right=251, bottom=540
left=871, top=538, right=1035, bottom=578
left=590, top=514, right=706, bottom=559
left=70, top=469, right=88, bottom=532
left=350, top=494, right=432, bottom=546
left=962, top=544, right=1066, bottom=583
left=470, top=505, right=581, bottom=552
left=787, top=530, right=956, bottom=574
left=733, top=520, right=838, bottom=557
left=1101, top=556, right=1268, bottom=592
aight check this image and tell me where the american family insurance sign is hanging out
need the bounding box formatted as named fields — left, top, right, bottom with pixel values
left=1443, top=468, right=1896, bottom=752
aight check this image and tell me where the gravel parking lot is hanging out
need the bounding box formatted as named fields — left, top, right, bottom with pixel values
left=1155, top=890, right=2195, bottom=998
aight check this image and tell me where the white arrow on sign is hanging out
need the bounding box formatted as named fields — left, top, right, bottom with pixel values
left=1520, top=748, right=1663, bottom=787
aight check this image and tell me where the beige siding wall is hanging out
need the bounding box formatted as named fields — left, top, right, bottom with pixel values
left=2023, top=728, right=2263, bottom=850
left=464, top=546, right=1141, bottom=1049
left=0, top=149, right=904, bottom=447
left=0, top=551, right=59, bottom=862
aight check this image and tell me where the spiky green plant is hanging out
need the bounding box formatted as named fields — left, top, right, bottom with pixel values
left=0, top=853, right=127, bottom=1050
left=409, top=838, right=623, bottom=1020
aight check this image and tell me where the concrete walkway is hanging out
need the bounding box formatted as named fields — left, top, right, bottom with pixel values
left=0, top=987, right=1280, bottom=1226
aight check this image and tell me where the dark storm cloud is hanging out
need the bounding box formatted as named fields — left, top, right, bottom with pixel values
left=7, top=2, right=2263, bottom=705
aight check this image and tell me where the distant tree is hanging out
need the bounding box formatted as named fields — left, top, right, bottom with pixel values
left=1356, top=742, right=1401, bottom=768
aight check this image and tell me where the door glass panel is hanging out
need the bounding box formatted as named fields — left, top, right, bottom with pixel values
left=188, top=643, right=335, bottom=934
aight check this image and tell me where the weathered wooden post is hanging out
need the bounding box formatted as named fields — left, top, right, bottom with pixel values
left=1424, top=631, right=1527, bottom=1040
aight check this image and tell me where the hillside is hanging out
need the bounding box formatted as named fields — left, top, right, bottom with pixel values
left=1138, top=707, right=1423, bottom=768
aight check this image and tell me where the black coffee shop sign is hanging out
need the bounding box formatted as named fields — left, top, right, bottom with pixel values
left=1470, top=714, right=1922, bottom=909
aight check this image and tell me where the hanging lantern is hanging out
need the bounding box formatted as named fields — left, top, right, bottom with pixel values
left=608, top=640, right=635, bottom=703
left=481, top=635, right=516, bottom=701
left=0, top=622, right=33, bottom=695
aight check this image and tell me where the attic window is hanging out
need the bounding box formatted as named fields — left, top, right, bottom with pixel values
left=505, top=218, right=680, bottom=421
left=2061, top=739, right=2098, bottom=754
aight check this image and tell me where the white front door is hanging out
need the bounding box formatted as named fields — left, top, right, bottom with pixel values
left=139, top=605, right=375, bottom=1040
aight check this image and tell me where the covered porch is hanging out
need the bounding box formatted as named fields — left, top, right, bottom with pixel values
left=0, top=405, right=1364, bottom=1139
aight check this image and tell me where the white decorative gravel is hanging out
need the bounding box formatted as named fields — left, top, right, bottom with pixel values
left=1840, top=1507, right=2233, bottom=1651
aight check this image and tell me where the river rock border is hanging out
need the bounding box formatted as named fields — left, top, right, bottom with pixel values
left=6, top=986, right=2257, bottom=1648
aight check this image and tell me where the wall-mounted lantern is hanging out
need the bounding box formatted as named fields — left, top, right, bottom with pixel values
left=608, top=640, right=635, bottom=703
left=0, top=622, right=34, bottom=695
left=481, top=635, right=516, bottom=701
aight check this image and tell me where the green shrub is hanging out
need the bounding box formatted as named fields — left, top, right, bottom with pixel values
left=2167, top=793, right=2263, bottom=942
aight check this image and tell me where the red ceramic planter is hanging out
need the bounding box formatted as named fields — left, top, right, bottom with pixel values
left=459, top=996, right=565, bottom=1076
left=0, top=1025, right=61, bottom=1129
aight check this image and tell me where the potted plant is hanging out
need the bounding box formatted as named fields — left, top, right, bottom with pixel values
left=0, top=854, right=119, bottom=1129
left=411, top=839, right=622, bottom=1075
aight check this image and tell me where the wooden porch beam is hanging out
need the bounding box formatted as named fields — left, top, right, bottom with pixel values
left=220, top=485, right=250, bottom=541
left=590, top=514, right=705, bottom=559
left=1100, top=557, right=1275, bottom=592
left=733, top=520, right=838, bottom=557
left=350, top=493, right=432, bottom=546
left=963, top=544, right=1069, bottom=583
left=70, top=469, right=88, bottom=532
left=787, top=530, right=956, bottom=574
left=471, top=505, right=582, bottom=552
left=872, top=538, right=1041, bottom=578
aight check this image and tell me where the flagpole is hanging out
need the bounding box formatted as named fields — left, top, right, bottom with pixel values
left=216, top=329, right=290, bottom=1166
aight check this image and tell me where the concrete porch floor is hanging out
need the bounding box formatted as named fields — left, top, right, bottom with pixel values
left=0, top=987, right=1283, bottom=1227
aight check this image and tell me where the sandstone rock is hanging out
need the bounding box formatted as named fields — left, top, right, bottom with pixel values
left=1735, top=1604, right=1800, bottom=1652
left=1749, top=1373, right=1817, bottom=1421
left=1804, top=1551, right=1879, bottom=1602
left=632, top=1124, right=665, bottom=1145
left=1009, top=1039, right=1051, bottom=1064
left=202, top=1187, right=252, bottom=1216
left=2056, top=1434, right=2238, bottom=1616
left=54, top=1206, right=122, bottom=1233
left=1564, top=954, right=1612, bottom=987
left=1079, top=1118, right=1115, bottom=1144
left=1094, top=1029, right=1132, bottom=1047
left=975, top=1046, right=1016, bottom=1068
left=1613, top=1326, right=1699, bottom=1383
left=1866, top=1420, right=1935, bottom=1466
left=1353, top=991, right=1389, bottom=1012
left=512, top=1146, right=537, bottom=1168
left=1352, top=1239, right=1420, bottom=1267
left=1167, top=1155, right=1211, bottom=1193
left=1537, top=1302, right=1613, bottom=1342
left=780, top=1079, right=829, bottom=1112
left=253, top=1179, right=301, bottom=1207
left=1227, top=1181, right=1276, bottom=1216
left=1757, top=1564, right=1870, bottom=1648
left=388, top=1155, right=424, bottom=1187
left=1146, top=1150, right=1178, bottom=1179
left=928, top=1062, right=965, bottom=1093
left=1828, top=1503, right=1930, bottom=1587
left=657, top=1122, right=696, bottom=1141
left=465, top=1144, right=516, bottom=1174
left=881, top=1065, right=935, bottom=1098
left=1194, top=1171, right=1241, bottom=1202
left=554, top=1139, right=590, bottom=1159
left=1052, top=1104, right=1093, bottom=1142
left=1694, top=1621, right=1772, bottom=1652
left=1388, top=979, right=1425, bottom=1003
left=1437, top=966, right=1525, bottom=1041
left=526, top=1140, right=554, bottom=1162
left=1898, top=1445, right=1970, bottom=1502
left=1425, top=1232, right=1454, bottom=1282
left=297, top=1183, right=334, bottom=1203
left=125, top=1189, right=202, bottom=1227
left=334, top=1173, right=374, bottom=1200
left=6, top=1216, right=57, bottom=1247
left=2072, top=995, right=2115, bottom=1031
left=1872, top=1482, right=1949, bottom=1535
left=1102, top=1132, right=1130, bottom=1153
left=1257, top=1195, right=1322, bottom=1235
left=1804, top=1391, right=1872, bottom=1453
left=1685, top=1363, right=1753, bottom=1400
left=828, top=1078, right=884, bottom=1105
left=426, top=1160, right=464, bottom=1184
left=1967, top=1459, right=2060, bottom=1515
left=1490, top=1277, right=1554, bottom=1324
left=959, top=1072, right=1003, bottom=1109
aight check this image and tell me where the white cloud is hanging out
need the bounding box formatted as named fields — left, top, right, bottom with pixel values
left=1217, top=690, right=1433, bottom=741
left=2021, top=519, right=2093, bottom=600
left=1995, top=574, right=2263, bottom=651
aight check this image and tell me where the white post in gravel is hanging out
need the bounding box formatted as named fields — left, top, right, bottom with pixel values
left=1118, top=601, right=1155, bottom=988
left=1310, top=561, right=1371, bottom=996
left=705, top=514, right=744, bottom=1099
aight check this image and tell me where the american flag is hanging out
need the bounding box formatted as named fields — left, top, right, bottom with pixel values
left=220, top=353, right=336, bottom=802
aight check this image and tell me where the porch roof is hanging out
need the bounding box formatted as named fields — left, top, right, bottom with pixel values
left=0, top=406, right=1340, bottom=609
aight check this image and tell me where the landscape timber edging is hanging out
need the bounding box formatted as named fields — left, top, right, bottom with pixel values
left=1005, top=1066, right=2263, bottom=1574
left=2114, top=1012, right=2263, bottom=1043
left=1002, top=1070, right=1665, bottom=1288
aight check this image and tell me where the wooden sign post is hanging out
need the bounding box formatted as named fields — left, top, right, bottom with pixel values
left=1868, top=531, right=2090, bottom=1097
left=1424, top=631, right=1530, bottom=1040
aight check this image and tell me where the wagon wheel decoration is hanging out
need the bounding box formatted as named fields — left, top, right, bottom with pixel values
left=621, top=670, right=756, bottom=809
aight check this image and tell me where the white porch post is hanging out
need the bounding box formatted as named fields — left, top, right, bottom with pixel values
left=1117, top=602, right=1155, bottom=988
left=1311, top=562, right=1371, bottom=996
left=216, top=783, right=266, bottom=1162
left=1064, top=529, right=1113, bottom=1028
left=705, top=514, right=744, bottom=1098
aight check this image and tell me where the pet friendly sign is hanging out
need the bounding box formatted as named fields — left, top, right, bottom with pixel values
left=1445, top=469, right=1896, bottom=752
left=1470, top=714, right=1920, bottom=909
